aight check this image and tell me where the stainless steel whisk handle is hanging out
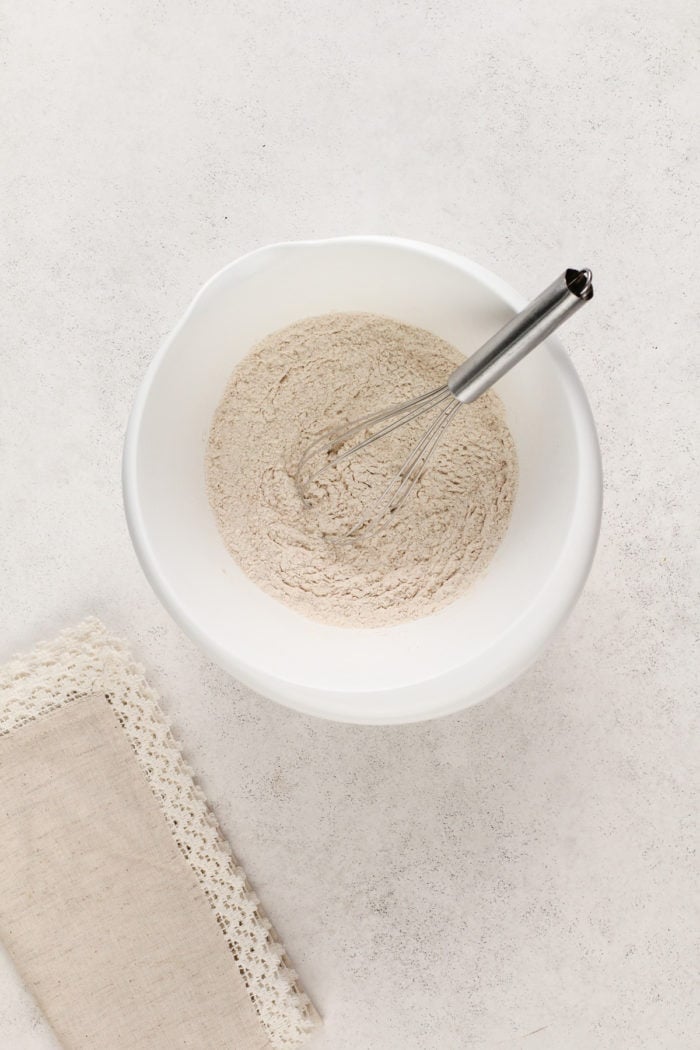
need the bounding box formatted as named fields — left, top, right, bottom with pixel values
left=447, top=268, right=593, bottom=403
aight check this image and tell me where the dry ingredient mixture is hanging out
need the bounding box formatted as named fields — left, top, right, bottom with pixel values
left=206, top=313, right=518, bottom=628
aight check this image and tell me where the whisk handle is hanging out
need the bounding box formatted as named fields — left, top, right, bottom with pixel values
left=447, top=268, right=593, bottom=403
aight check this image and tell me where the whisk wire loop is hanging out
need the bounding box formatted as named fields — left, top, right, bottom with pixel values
left=296, top=385, right=452, bottom=491
left=339, top=398, right=462, bottom=542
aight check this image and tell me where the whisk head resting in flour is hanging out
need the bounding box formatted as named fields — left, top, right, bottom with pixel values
left=296, top=268, right=593, bottom=541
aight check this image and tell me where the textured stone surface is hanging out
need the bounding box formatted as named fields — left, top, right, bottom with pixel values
left=1, top=1, right=697, bottom=1048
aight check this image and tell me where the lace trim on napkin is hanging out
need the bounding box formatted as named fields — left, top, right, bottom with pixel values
left=0, top=619, right=317, bottom=1049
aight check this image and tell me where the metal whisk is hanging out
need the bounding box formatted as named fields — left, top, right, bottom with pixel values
left=296, top=268, right=593, bottom=541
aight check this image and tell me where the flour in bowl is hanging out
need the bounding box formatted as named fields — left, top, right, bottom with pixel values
left=206, top=313, right=517, bottom=628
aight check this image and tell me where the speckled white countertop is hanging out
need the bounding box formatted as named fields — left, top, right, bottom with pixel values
left=1, top=1, right=697, bottom=1047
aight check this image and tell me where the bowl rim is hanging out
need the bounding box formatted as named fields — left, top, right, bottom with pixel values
left=123, top=235, right=602, bottom=724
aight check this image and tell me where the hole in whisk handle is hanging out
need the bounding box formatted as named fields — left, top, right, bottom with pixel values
left=566, top=268, right=594, bottom=300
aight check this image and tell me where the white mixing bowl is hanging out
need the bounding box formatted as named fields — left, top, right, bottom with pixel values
left=123, top=236, right=602, bottom=724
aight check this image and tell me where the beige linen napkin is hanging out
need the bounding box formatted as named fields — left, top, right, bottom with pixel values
left=0, top=620, right=317, bottom=1050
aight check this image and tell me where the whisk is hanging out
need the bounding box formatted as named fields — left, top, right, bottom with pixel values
left=296, top=267, right=593, bottom=541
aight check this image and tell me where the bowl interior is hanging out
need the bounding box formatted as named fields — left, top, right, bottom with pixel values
left=127, top=239, right=598, bottom=722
